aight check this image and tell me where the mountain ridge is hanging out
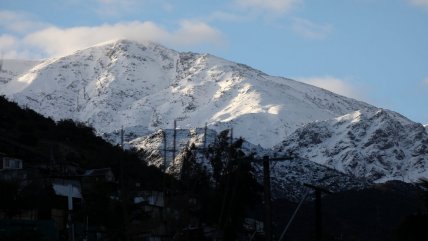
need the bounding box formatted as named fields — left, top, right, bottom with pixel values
left=1, top=39, right=426, bottom=184
left=274, top=108, right=428, bottom=182
left=1, top=39, right=374, bottom=148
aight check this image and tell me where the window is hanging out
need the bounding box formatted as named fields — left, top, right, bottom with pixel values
left=3, top=158, right=23, bottom=169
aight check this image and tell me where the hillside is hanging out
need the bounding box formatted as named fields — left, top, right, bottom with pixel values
left=0, top=95, right=164, bottom=187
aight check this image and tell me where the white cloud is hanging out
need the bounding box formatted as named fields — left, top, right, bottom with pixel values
left=291, top=18, right=332, bottom=39
left=0, top=35, right=17, bottom=49
left=234, top=0, right=300, bottom=15
left=297, top=76, right=363, bottom=99
left=171, top=20, right=224, bottom=46
left=0, top=10, right=49, bottom=33
left=407, top=0, right=428, bottom=7
left=3, top=20, right=223, bottom=58
left=0, top=34, right=29, bottom=59
left=0, top=35, right=24, bottom=59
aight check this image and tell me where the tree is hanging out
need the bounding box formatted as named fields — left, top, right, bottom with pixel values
left=395, top=178, right=428, bottom=241
left=204, top=130, right=262, bottom=240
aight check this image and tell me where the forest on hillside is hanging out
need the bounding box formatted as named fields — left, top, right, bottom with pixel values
left=1, top=95, right=428, bottom=241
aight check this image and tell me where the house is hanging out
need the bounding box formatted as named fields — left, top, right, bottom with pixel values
left=83, top=168, right=115, bottom=182
left=135, top=191, right=165, bottom=211
left=0, top=153, right=26, bottom=181
left=0, top=155, right=23, bottom=170
left=51, top=179, right=82, bottom=231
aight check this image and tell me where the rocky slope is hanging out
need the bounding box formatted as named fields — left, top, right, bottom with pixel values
left=121, top=127, right=368, bottom=200
left=274, top=109, right=428, bottom=182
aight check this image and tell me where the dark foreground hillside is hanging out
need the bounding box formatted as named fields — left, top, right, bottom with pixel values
left=273, top=181, right=428, bottom=241
left=0, top=95, right=427, bottom=241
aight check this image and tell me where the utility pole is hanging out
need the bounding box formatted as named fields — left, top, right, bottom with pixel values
left=163, top=130, right=167, bottom=171
left=68, top=183, right=75, bottom=241
left=263, top=156, right=272, bottom=241
left=172, top=120, right=177, bottom=164
left=203, top=122, right=207, bottom=150
left=304, top=184, right=332, bottom=241
left=76, top=91, right=79, bottom=112
left=120, top=127, right=129, bottom=241
left=259, top=155, right=297, bottom=241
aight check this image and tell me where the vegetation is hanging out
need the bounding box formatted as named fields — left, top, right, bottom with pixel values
left=0, top=96, right=168, bottom=240
left=2, top=95, right=427, bottom=241
left=178, top=130, right=262, bottom=240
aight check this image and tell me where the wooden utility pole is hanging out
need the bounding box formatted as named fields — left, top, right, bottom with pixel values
left=203, top=122, right=207, bottom=150
left=120, top=127, right=129, bottom=241
left=259, top=155, right=297, bottom=241
left=304, top=184, right=332, bottom=241
left=68, top=183, right=75, bottom=241
left=172, top=120, right=176, bottom=163
left=163, top=130, right=167, bottom=170
left=263, top=156, right=272, bottom=241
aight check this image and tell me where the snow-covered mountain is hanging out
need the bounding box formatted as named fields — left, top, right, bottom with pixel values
left=1, top=39, right=373, bottom=148
left=274, top=109, right=428, bottom=182
left=117, top=127, right=369, bottom=200
left=0, top=59, right=41, bottom=85
left=1, top=39, right=426, bottom=185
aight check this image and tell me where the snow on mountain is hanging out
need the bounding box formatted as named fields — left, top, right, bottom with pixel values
left=122, top=127, right=368, bottom=200
left=267, top=158, right=369, bottom=200
left=424, top=124, right=428, bottom=132
left=274, top=109, right=428, bottom=182
left=2, top=39, right=426, bottom=186
left=121, top=128, right=267, bottom=168
left=1, top=39, right=373, bottom=148
left=0, top=59, right=41, bottom=85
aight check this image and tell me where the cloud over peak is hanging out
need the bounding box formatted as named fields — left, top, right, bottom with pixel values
left=1, top=17, right=224, bottom=59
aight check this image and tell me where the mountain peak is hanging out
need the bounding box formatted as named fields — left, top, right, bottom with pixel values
left=2, top=41, right=374, bottom=147
left=1, top=40, right=427, bottom=184
left=91, top=38, right=167, bottom=50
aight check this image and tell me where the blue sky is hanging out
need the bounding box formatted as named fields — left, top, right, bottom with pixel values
left=1, top=0, right=427, bottom=124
